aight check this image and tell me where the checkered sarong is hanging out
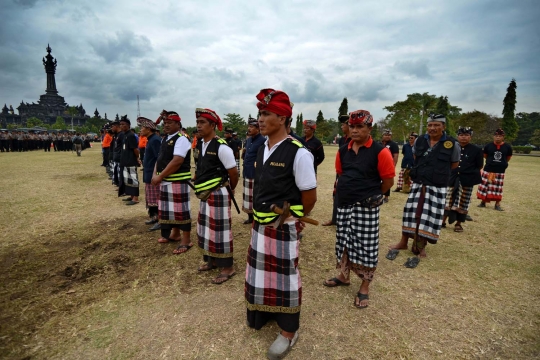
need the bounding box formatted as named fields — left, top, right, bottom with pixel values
left=242, top=178, right=254, bottom=213
left=122, top=166, right=139, bottom=196
left=158, top=182, right=191, bottom=224
left=197, top=187, right=233, bottom=258
left=397, top=168, right=412, bottom=188
left=446, top=184, right=474, bottom=213
left=336, top=204, right=379, bottom=268
left=477, top=170, right=505, bottom=202
left=402, top=183, right=446, bottom=243
left=236, top=158, right=240, bottom=172
left=145, top=183, right=160, bottom=208
left=245, top=221, right=302, bottom=313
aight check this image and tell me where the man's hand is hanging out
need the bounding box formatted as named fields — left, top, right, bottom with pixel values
left=151, top=174, right=162, bottom=186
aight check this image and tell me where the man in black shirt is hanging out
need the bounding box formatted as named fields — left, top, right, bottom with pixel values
left=111, top=120, right=124, bottom=186
left=119, top=117, right=141, bottom=204
left=302, top=119, right=325, bottom=173
left=442, top=127, right=483, bottom=232
left=379, top=129, right=399, bottom=202
left=477, top=128, right=512, bottom=211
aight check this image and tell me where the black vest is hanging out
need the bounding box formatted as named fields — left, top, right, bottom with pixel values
left=336, top=141, right=385, bottom=206
left=194, top=137, right=229, bottom=194
left=411, top=135, right=456, bottom=187
left=253, top=138, right=304, bottom=224
left=156, top=133, right=191, bottom=182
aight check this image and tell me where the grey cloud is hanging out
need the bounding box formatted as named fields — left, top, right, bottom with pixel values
left=91, top=31, right=152, bottom=64
left=346, top=82, right=390, bottom=102
left=12, top=0, right=39, bottom=8
left=393, top=59, right=432, bottom=79
left=210, top=67, right=245, bottom=81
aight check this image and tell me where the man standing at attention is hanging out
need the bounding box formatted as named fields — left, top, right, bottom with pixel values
left=137, top=117, right=162, bottom=231
left=245, top=89, right=317, bottom=360
left=442, top=126, right=483, bottom=232
left=151, top=111, right=193, bottom=252
left=302, top=119, right=325, bottom=174
left=323, top=110, right=395, bottom=309
left=379, top=129, right=399, bottom=202
left=241, top=116, right=265, bottom=224
left=394, top=132, right=418, bottom=193
left=119, top=117, right=141, bottom=205
left=389, top=114, right=459, bottom=265
left=193, top=108, right=238, bottom=284
left=477, top=128, right=512, bottom=211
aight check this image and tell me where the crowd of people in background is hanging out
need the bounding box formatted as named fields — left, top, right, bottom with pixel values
left=0, top=130, right=94, bottom=153
left=92, top=90, right=513, bottom=360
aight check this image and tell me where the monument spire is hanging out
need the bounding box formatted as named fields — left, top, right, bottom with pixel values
left=42, top=44, right=58, bottom=95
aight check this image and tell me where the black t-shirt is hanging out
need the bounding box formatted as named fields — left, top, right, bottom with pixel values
left=120, top=131, right=139, bottom=167
left=380, top=140, right=399, bottom=156
left=483, top=142, right=512, bottom=173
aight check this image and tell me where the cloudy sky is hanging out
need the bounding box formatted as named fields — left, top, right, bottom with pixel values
left=1, top=0, right=539, bottom=127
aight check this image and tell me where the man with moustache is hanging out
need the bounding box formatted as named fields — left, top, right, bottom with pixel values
left=389, top=114, right=460, bottom=265
left=241, top=116, right=266, bottom=224
left=442, top=127, right=483, bottom=232
left=151, top=111, right=193, bottom=252
left=245, top=89, right=317, bottom=360
left=323, top=110, right=395, bottom=310
left=193, top=108, right=238, bottom=283
left=477, top=128, right=513, bottom=211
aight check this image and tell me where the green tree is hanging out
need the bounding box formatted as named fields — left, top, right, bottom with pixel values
left=26, top=117, right=44, bottom=128
left=338, top=97, right=348, bottom=117
left=52, top=116, right=67, bottom=130
left=515, top=112, right=540, bottom=145
left=65, top=106, right=79, bottom=130
left=455, top=110, right=500, bottom=145
left=316, top=110, right=324, bottom=124
left=529, top=129, right=540, bottom=147
left=85, top=116, right=108, bottom=134
left=294, top=114, right=302, bottom=133
left=222, top=113, right=246, bottom=135
left=502, top=78, right=518, bottom=142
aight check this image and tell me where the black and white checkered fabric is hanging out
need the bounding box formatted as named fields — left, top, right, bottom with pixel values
left=335, top=204, right=380, bottom=268
left=122, top=166, right=139, bottom=196
left=402, top=183, right=446, bottom=243
left=446, top=184, right=474, bottom=212
left=242, top=178, right=254, bottom=213
left=236, top=158, right=240, bottom=173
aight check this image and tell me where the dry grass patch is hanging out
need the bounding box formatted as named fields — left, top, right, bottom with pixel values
left=0, top=146, right=539, bottom=359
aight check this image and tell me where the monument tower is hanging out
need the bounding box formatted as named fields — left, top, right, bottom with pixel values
left=43, top=44, right=58, bottom=95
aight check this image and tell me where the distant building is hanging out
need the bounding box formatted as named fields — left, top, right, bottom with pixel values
left=0, top=44, right=99, bottom=128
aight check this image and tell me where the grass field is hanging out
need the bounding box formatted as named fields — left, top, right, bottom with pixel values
left=0, top=146, right=539, bottom=360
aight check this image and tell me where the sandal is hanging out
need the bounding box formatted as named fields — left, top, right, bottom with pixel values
left=454, top=224, right=464, bottom=233
left=211, top=272, right=236, bottom=285
left=172, top=243, right=193, bottom=254
left=323, top=277, right=350, bottom=287
left=404, top=257, right=420, bottom=268
left=354, top=293, right=369, bottom=309
left=386, top=249, right=399, bottom=260
left=322, top=220, right=334, bottom=226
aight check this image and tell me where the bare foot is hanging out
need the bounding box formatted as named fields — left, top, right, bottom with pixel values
left=419, top=248, right=427, bottom=258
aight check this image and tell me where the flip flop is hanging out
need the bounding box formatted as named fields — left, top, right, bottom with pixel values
left=454, top=225, right=464, bottom=233
left=172, top=243, right=193, bottom=254
left=386, top=249, right=399, bottom=260
left=211, top=272, right=236, bottom=285
left=404, top=257, right=420, bottom=268
left=354, top=293, right=369, bottom=309
left=323, top=277, right=350, bottom=287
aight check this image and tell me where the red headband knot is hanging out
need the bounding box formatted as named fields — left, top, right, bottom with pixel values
left=348, top=110, right=373, bottom=126
left=256, top=88, right=293, bottom=118
left=196, top=108, right=223, bottom=131
left=155, top=110, right=181, bottom=125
